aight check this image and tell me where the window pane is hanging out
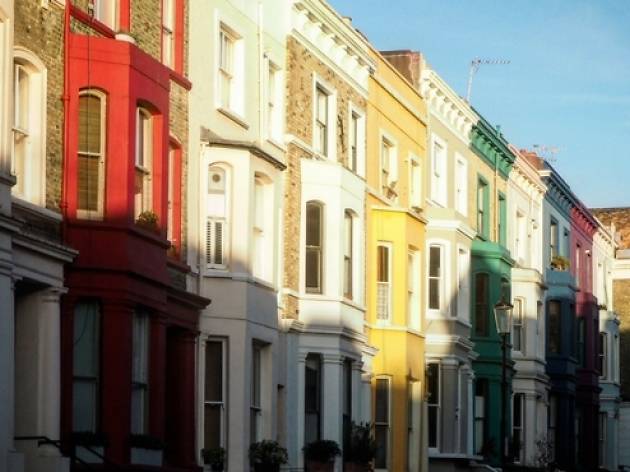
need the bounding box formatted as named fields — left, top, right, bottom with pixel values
left=375, top=425, right=388, bottom=468
left=429, top=246, right=440, bottom=277
left=429, top=279, right=440, bottom=310
left=377, top=246, right=389, bottom=282
left=375, top=379, right=389, bottom=423
left=79, top=95, right=102, bottom=154
left=204, top=404, right=222, bottom=450
left=73, top=380, right=97, bottom=432
left=306, top=203, right=321, bottom=246
left=205, top=341, right=223, bottom=402
left=548, top=301, right=561, bottom=353
left=475, top=274, right=489, bottom=336
left=73, top=302, right=100, bottom=377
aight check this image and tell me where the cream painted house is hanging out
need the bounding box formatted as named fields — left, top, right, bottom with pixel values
left=507, top=146, right=549, bottom=466
left=187, top=1, right=289, bottom=470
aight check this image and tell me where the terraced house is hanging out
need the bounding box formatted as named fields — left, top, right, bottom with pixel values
left=468, top=113, right=516, bottom=467
left=506, top=146, right=548, bottom=467
left=186, top=0, right=288, bottom=469
left=365, top=48, right=427, bottom=472
left=280, top=1, right=375, bottom=470
left=525, top=151, right=578, bottom=470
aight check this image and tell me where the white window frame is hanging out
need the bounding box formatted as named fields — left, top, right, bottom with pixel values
left=599, top=332, right=608, bottom=379
left=430, top=134, right=447, bottom=207
left=427, top=241, right=449, bottom=317
left=407, top=248, right=420, bottom=331
left=204, top=338, right=227, bottom=451
left=409, top=153, right=422, bottom=209
left=379, top=131, right=398, bottom=199
left=312, top=77, right=336, bottom=160
left=348, top=103, right=366, bottom=177
left=135, top=107, right=153, bottom=220
left=343, top=210, right=354, bottom=300
left=206, top=164, right=230, bottom=271
left=454, top=153, right=468, bottom=216
left=515, top=211, right=526, bottom=264
left=216, top=22, right=244, bottom=116
left=457, top=245, right=470, bottom=323
left=512, top=392, right=524, bottom=463
left=94, top=0, right=119, bottom=30
left=250, top=342, right=262, bottom=444
left=512, top=298, right=525, bottom=353
left=305, top=200, right=324, bottom=294
left=374, top=376, right=391, bottom=471
left=427, top=362, right=440, bottom=451
left=77, top=89, right=106, bottom=220
left=162, top=0, right=176, bottom=68
left=266, top=60, right=283, bottom=143
left=12, top=49, right=47, bottom=206
left=376, top=242, right=392, bottom=323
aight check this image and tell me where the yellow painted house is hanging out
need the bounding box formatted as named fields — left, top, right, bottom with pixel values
left=366, top=49, right=428, bottom=472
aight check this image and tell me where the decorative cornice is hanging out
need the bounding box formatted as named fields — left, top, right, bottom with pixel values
left=508, top=146, right=547, bottom=200
left=470, top=112, right=516, bottom=180
left=420, top=68, right=477, bottom=144
left=292, top=0, right=375, bottom=94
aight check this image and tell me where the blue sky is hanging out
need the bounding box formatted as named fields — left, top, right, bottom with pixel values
left=328, top=0, right=630, bottom=208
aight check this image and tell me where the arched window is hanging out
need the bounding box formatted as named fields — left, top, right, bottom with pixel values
left=206, top=165, right=228, bottom=269
left=305, top=201, right=323, bottom=293
left=13, top=49, right=46, bottom=205
left=77, top=90, right=106, bottom=218
left=134, top=107, right=153, bottom=219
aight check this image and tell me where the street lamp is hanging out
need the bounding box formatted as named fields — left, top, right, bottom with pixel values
left=494, top=296, right=513, bottom=468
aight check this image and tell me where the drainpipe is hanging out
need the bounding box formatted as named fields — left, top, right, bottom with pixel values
left=60, top=0, right=71, bottom=237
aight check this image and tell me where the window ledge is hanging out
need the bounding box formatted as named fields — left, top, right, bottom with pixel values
left=266, top=137, right=286, bottom=152
left=217, top=107, right=249, bottom=130
left=12, top=196, right=61, bottom=221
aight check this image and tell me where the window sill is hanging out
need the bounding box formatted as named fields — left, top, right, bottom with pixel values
left=266, top=137, right=286, bottom=152
left=217, top=107, right=249, bottom=130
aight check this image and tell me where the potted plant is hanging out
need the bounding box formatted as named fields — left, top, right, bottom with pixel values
left=129, top=434, right=164, bottom=467
left=72, top=431, right=108, bottom=464
left=136, top=210, right=160, bottom=232
left=303, top=439, right=341, bottom=471
left=343, top=423, right=376, bottom=472
left=202, top=447, right=226, bottom=471
left=551, top=255, right=570, bottom=271
left=249, top=440, right=288, bottom=472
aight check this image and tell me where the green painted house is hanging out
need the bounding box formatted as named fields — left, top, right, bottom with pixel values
left=469, top=114, right=516, bottom=466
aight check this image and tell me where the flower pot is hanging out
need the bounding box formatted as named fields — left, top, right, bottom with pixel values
left=306, top=460, right=335, bottom=472
left=130, top=447, right=163, bottom=466
left=253, top=464, right=280, bottom=472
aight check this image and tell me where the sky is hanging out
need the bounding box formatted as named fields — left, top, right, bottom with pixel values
left=328, top=0, right=630, bottom=208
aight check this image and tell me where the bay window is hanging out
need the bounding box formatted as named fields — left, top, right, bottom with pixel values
left=204, top=340, right=226, bottom=450
left=206, top=166, right=228, bottom=269
left=408, top=249, right=420, bottom=330
left=376, top=244, right=391, bottom=321
left=428, top=245, right=443, bottom=312
left=374, top=377, right=390, bottom=469
left=305, top=354, right=322, bottom=444
left=305, top=201, right=323, bottom=293
left=73, top=301, right=101, bottom=432
left=343, top=210, right=353, bottom=299
left=512, top=393, right=524, bottom=462
left=135, top=107, right=153, bottom=219
left=599, top=332, right=607, bottom=378
left=474, top=379, right=487, bottom=455
left=427, top=363, right=440, bottom=449
left=548, top=300, right=561, bottom=354
left=250, top=343, right=262, bottom=444
left=512, top=298, right=524, bottom=352
left=474, top=273, right=489, bottom=336
left=131, top=310, right=150, bottom=435
left=77, top=90, right=106, bottom=218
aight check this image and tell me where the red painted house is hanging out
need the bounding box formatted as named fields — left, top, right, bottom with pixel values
left=59, top=1, right=208, bottom=469
left=570, top=203, right=600, bottom=471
